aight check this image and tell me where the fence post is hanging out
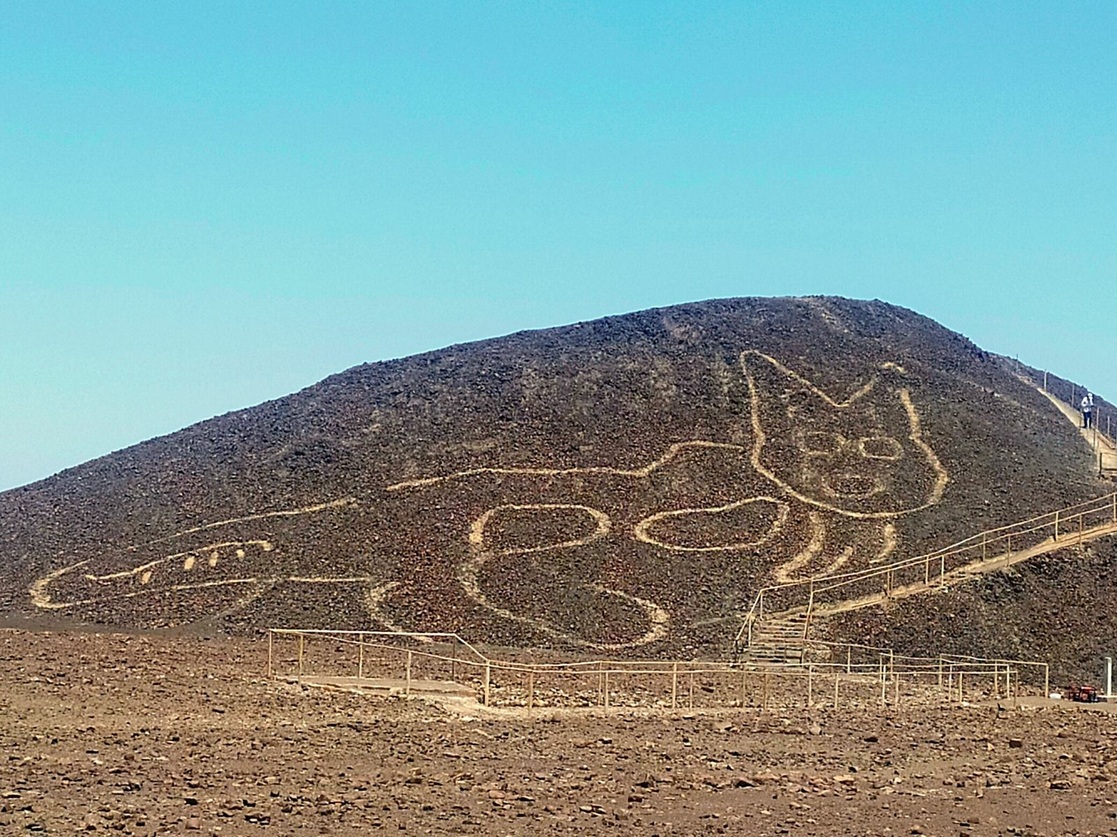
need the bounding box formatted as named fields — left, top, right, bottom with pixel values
left=267, top=631, right=274, bottom=679
left=604, top=670, right=611, bottom=710
left=833, top=670, right=840, bottom=709
left=807, top=665, right=813, bottom=707
left=982, top=532, right=987, bottom=562
left=358, top=633, right=364, bottom=679
left=1054, top=511, right=1059, bottom=541
left=846, top=646, right=852, bottom=674
left=483, top=663, right=491, bottom=707
left=671, top=662, right=679, bottom=709
left=889, top=650, right=896, bottom=706
left=806, top=587, right=815, bottom=636
left=405, top=650, right=412, bottom=696
left=298, top=633, right=305, bottom=677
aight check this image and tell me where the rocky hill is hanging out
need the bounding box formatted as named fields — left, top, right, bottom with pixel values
left=0, top=296, right=1111, bottom=668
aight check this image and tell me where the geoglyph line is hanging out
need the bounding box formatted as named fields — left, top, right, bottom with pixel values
left=387, top=441, right=746, bottom=491
left=875, top=523, right=898, bottom=563
left=773, top=511, right=826, bottom=584
left=740, top=349, right=881, bottom=408
left=741, top=351, right=949, bottom=519
left=85, top=540, right=274, bottom=582
left=469, top=504, right=611, bottom=554
left=120, top=497, right=358, bottom=552
left=459, top=503, right=669, bottom=649
left=365, top=582, right=435, bottom=642
left=633, top=497, right=789, bottom=552
left=30, top=352, right=951, bottom=650
left=30, top=499, right=359, bottom=613
left=378, top=351, right=953, bottom=647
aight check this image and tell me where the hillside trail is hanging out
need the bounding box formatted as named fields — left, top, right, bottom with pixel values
left=740, top=381, right=1117, bottom=662
left=744, top=506, right=1117, bottom=662
left=1033, top=382, right=1117, bottom=476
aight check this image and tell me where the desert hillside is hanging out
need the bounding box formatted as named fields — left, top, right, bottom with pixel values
left=0, top=296, right=1110, bottom=666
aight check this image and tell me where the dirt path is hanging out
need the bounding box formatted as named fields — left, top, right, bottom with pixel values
left=737, top=380, right=1117, bottom=656
left=1035, top=385, right=1117, bottom=474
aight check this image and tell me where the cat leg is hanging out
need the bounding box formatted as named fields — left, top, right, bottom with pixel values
left=773, top=511, right=859, bottom=583
left=365, top=581, right=435, bottom=640
left=870, top=523, right=898, bottom=564
left=460, top=503, right=670, bottom=649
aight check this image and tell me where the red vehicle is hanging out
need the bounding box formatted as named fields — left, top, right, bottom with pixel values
left=1065, top=684, right=1101, bottom=703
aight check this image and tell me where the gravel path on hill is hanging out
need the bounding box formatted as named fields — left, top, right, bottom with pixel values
left=1035, top=385, right=1117, bottom=475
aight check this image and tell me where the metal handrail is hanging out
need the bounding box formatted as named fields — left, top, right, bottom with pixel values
left=738, top=491, right=1117, bottom=654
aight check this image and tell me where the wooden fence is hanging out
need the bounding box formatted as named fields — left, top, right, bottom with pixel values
left=268, top=629, right=1046, bottom=712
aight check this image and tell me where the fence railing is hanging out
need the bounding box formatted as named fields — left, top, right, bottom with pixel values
left=1027, top=372, right=1117, bottom=475
left=267, top=629, right=488, bottom=695
left=737, top=492, right=1117, bottom=653
left=268, top=628, right=1047, bottom=712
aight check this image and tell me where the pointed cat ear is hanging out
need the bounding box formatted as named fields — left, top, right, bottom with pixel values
left=877, top=361, right=910, bottom=389
left=740, top=350, right=880, bottom=408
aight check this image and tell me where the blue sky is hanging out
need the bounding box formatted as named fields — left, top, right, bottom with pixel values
left=2, top=2, right=1115, bottom=492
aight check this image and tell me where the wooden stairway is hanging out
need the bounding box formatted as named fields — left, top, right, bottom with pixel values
left=736, top=379, right=1117, bottom=664
left=739, top=611, right=809, bottom=664
left=736, top=492, right=1117, bottom=664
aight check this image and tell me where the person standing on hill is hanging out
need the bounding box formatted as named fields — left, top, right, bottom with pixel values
left=1082, top=392, right=1095, bottom=428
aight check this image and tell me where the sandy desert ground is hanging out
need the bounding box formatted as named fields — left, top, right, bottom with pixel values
left=3, top=628, right=1117, bottom=836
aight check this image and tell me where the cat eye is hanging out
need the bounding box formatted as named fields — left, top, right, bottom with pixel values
left=858, top=436, right=903, bottom=460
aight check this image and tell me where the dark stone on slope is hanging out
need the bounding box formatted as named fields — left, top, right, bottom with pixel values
left=0, top=296, right=1109, bottom=660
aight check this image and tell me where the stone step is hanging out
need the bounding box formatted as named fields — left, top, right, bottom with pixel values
left=743, top=650, right=805, bottom=664
left=756, top=625, right=805, bottom=633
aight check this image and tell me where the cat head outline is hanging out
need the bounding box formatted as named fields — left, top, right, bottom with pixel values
left=740, top=350, right=948, bottom=518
